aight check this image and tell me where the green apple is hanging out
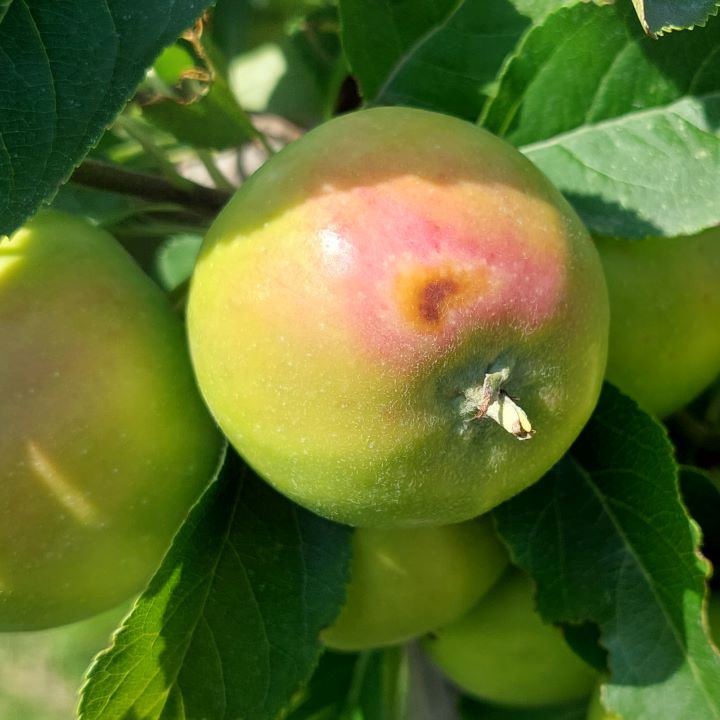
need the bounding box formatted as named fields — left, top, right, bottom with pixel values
left=423, top=570, right=597, bottom=707
left=0, top=211, right=222, bottom=630
left=187, top=106, right=609, bottom=527
left=321, top=516, right=508, bottom=651
left=597, top=229, right=720, bottom=417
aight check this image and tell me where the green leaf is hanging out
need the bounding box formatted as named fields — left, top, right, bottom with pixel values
left=142, top=78, right=258, bottom=150
left=141, top=37, right=260, bottom=150
left=681, top=465, right=720, bottom=569
left=153, top=44, right=197, bottom=87
left=485, top=0, right=720, bottom=146
left=285, top=648, right=411, bottom=720
left=631, top=0, right=720, bottom=36
left=460, top=696, right=588, bottom=720
left=0, top=0, right=213, bottom=237
left=494, top=385, right=720, bottom=720
left=155, top=234, right=203, bottom=291
left=284, top=651, right=362, bottom=720
left=210, top=0, right=263, bottom=61
left=0, top=0, right=11, bottom=24
left=341, top=0, right=567, bottom=119
left=78, top=452, right=352, bottom=720
left=338, top=0, right=457, bottom=100
left=227, top=6, right=344, bottom=127
left=479, top=1, right=720, bottom=238
left=523, top=94, right=720, bottom=238
left=358, top=648, right=410, bottom=720
left=561, top=621, right=608, bottom=671
left=49, top=184, right=138, bottom=226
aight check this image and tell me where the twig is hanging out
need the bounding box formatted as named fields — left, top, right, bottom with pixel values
left=251, top=113, right=304, bottom=144
left=196, top=149, right=236, bottom=192
left=70, top=160, right=231, bottom=216
left=115, top=115, right=194, bottom=189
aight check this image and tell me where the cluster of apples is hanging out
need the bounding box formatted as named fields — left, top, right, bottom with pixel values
left=321, top=519, right=599, bottom=709
left=2, top=108, right=719, bottom=711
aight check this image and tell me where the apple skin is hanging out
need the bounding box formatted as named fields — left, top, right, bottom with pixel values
left=597, top=229, right=720, bottom=418
left=0, top=211, right=222, bottom=630
left=321, top=516, right=508, bottom=651
left=188, top=106, right=609, bottom=527
left=423, top=570, right=597, bottom=707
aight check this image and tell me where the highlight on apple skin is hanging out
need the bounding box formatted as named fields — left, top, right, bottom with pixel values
left=423, top=570, right=597, bottom=708
left=188, top=106, right=609, bottom=527
left=321, top=516, right=508, bottom=651
left=597, top=228, right=720, bottom=418
left=0, top=211, right=223, bottom=631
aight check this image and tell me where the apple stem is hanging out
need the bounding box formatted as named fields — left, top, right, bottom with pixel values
left=461, top=367, right=534, bottom=440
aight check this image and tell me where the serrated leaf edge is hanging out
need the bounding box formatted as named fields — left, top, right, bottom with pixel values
left=495, top=385, right=720, bottom=719
left=632, top=0, right=720, bottom=37
left=477, top=0, right=596, bottom=128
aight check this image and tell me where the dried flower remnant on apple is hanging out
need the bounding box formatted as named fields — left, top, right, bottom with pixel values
left=462, top=363, right=534, bottom=440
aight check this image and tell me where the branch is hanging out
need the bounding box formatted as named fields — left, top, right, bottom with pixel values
left=70, top=160, right=231, bottom=216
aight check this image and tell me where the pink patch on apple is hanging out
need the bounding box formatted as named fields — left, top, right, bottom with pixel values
left=314, top=183, right=565, bottom=369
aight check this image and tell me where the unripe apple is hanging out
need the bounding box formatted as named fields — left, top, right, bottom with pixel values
left=596, top=229, right=720, bottom=417
left=188, top=106, right=609, bottom=527
left=423, top=570, right=597, bottom=707
left=0, top=211, right=222, bottom=630
left=321, top=516, right=508, bottom=651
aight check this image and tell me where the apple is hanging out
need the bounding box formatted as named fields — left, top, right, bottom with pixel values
left=596, top=229, right=720, bottom=417
left=423, top=570, right=597, bottom=707
left=321, top=516, right=508, bottom=651
left=188, top=106, right=609, bottom=527
left=0, top=211, right=222, bottom=630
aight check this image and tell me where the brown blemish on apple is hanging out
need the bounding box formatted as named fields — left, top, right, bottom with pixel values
left=395, top=265, right=489, bottom=331
left=419, top=279, right=458, bottom=323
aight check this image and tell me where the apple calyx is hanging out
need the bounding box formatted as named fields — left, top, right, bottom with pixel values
left=461, top=365, right=534, bottom=440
